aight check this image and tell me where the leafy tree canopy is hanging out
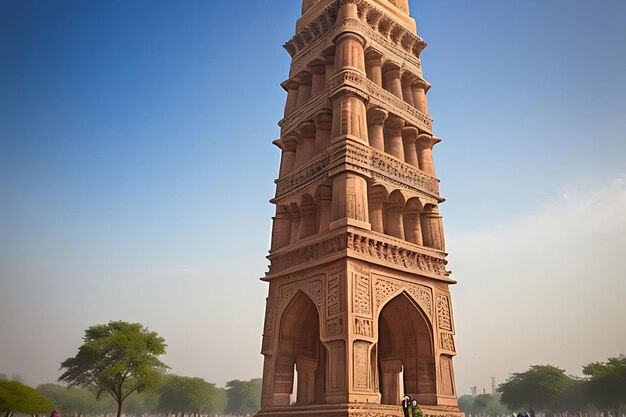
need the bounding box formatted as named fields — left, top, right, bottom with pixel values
left=157, top=375, right=226, bottom=414
left=37, top=383, right=115, bottom=415
left=0, top=380, right=54, bottom=416
left=225, top=379, right=262, bottom=415
left=59, top=321, right=168, bottom=417
left=458, top=394, right=509, bottom=416
left=498, top=365, right=575, bottom=412
left=583, top=355, right=626, bottom=415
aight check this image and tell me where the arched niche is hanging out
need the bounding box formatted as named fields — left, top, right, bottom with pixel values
left=378, top=292, right=436, bottom=405
left=273, top=291, right=326, bottom=406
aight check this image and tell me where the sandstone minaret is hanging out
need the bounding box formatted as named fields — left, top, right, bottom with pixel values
left=258, top=1, right=462, bottom=417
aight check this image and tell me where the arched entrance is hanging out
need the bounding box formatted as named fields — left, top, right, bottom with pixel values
left=378, top=292, right=436, bottom=405
left=273, top=291, right=326, bottom=406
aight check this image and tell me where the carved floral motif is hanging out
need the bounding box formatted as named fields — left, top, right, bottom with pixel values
left=374, top=277, right=433, bottom=318
left=278, top=279, right=323, bottom=312
left=327, top=274, right=342, bottom=316
left=440, top=333, right=455, bottom=352
left=437, top=295, right=453, bottom=331
left=353, top=273, right=371, bottom=315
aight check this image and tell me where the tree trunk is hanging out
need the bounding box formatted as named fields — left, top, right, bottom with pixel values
left=116, top=399, right=123, bottom=417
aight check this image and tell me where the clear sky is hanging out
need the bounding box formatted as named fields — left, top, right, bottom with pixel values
left=1, top=0, right=625, bottom=395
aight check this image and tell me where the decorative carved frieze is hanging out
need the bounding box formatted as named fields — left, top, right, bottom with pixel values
left=374, top=276, right=433, bottom=318
left=275, top=141, right=440, bottom=203
left=268, top=234, right=346, bottom=275
left=327, top=317, right=344, bottom=337
left=437, top=295, right=453, bottom=331
left=354, top=317, right=373, bottom=337
left=348, top=231, right=448, bottom=279
left=353, top=273, right=371, bottom=316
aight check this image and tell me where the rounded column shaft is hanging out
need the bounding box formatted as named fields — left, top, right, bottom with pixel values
left=299, top=121, right=316, bottom=165
left=367, top=107, right=388, bottom=152
left=296, top=72, right=312, bottom=108
left=284, top=81, right=300, bottom=116
left=365, top=51, right=383, bottom=86
left=383, top=65, right=403, bottom=98
left=271, top=206, right=292, bottom=250
left=384, top=115, right=405, bottom=160
left=402, top=126, right=419, bottom=167
left=416, top=134, right=440, bottom=176
left=412, top=79, right=430, bottom=114
left=278, top=136, right=297, bottom=177
left=314, top=111, right=333, bottom=153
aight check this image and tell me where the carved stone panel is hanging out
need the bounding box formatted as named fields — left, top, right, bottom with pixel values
left=440, top=333, right=455, bottom=352
left=327, top=272, right=342, bottom=317
left=278, top=278, right=324, bottom=313
left=262, top=296, right=277, bottom=351
left=354, top=317, right=373, bottom=337
left=353, top=272, right=371, bottom=316
left=437, top=295, right=453, bottom=331
left=353, top=341, right=370, bottom=390
left=327, top=317, right=344, bottom=338
left=439, top=355, right=455, bottom=396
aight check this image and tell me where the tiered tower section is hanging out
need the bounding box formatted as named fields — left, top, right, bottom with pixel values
left=258, top=2, right=462, bottom=417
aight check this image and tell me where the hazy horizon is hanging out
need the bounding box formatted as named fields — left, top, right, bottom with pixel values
left=1, top=0, right=625, bottom=395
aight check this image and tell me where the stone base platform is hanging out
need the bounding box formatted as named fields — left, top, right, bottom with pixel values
left=256, top=404, right=464, bottom=417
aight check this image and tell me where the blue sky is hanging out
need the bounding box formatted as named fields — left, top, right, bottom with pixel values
left=1, top=0, right=625, bottom=394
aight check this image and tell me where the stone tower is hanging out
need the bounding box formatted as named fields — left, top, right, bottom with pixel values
left=258, top=1, right=462, bottom=417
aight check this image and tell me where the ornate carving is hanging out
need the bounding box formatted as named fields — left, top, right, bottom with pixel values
left=278, top=278, right=323, bottom=312
left=353, top=273, right=371, bottom=316
left=327, top=273, right=342, bottom=316
left=262, top=296, right=277, bottom=351
left=374, top=276, right=433, bottom=318
left=353, top=340, right=370, bottom=389
left=269, top=234, right=346, bottom=274
left=275, top=140, right=439, bottom=203
left=354, top=317, right=373, bottom=337
left=437, top=295, right=453, bottom=331
left=327, top=317, right=344, bottom=337
left=440, top=333, right=455, bottom=352
left=347, top=231, right=448, bottom=278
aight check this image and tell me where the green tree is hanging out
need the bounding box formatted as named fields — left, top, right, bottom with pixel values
left=498, top=365, right=574, bottom=412
left=59, top=321, right=168, bottom=417
left=225, top=379, right=262, bottom=415
left=157, top=375, right=226, bottom=414
left=458, top=394, right=509, bottom=416
left=583, top=355, right=626, bottom=417
left=37, top=383, right=116, bottom=416
left=0, top=380, right=54, bottom=417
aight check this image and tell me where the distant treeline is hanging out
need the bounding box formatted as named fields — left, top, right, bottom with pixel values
left=0, top=374, right=261, bottom=417
left=459, top=354, right=626, bottom=417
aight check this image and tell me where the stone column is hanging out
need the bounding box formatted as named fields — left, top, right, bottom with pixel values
left=289, top=205, right=301, bottom=244
left=367, top=107, right=387, bottom=152
left=380, top=360, right=403, bottom=406
left=278, top=135, right=298, bottom=177
left=401, top=73, right=416, bottom=107
left=299, top=121, right=316, bottom=164
left=324, top=53, right=335, bottom=86
left=382, top=64, right=403, bottom=98
left=416, top=134, right=440, bottom=176
left=421, top=205, right=445, bottom=251
left=404, top=202, right=424, bottom=246
left=331, top=92, right=369, bottom=144
left=368, top=186, right=387, bottom=233
left=411, top=79, right=431, bottom=114
left=296, top=357, right=318, bottom=405
left=283, top=80, right=300, bottom=116
left=384, top=115, right=405, bottom=161
left=296, top=72, right=313, bottom=108
left=337, top=0, right=359, bottom=21
left=293, top=133, right=306, bottom=169
left=314, top=110, right=333, bottom=153
left=271, top=205, right=292, bottom=250
left=386, top=204, right=405, bottom=240
left=401, top=126, right=419, bottom=167
left=330, top=173, right=370, bottom=229
left=310, top=61, right=327, bottom=97
left=335, top=32, right=366, bottom=73
left=317, top=185, right=332, bottom=233
left=365, top=50, right=384, bottom=86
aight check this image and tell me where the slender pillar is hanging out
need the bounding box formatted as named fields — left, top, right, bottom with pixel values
left=385, top=205, right=405, bottom=240
left=317, top=185, right=332, bottom=233
left=314, top=110, right=333, bottom=153
left=402, top=126, right=419, bottom=167
left=368, top=186, right=387, bottom=233
left=271, top=205, right=292, bottom=250
left=337, top=1, right=359, bottom=21
left=284, top=80, right=300, bottom=116
left=384, top=115, right=405, bottom=160
left=365, top=50, right=383, bottom=86
left=401, top=73, right=416, bottom=107
left=278, top=135, right=298, bottom=177
left=404, top=201, right=424, bottom=246
left=330, top=173, right=369, bottom=229
left=367, top=107, right=388, bottom=152
left=382, top=64, right=403, bottom=98
left=296, top=358, right=318, bottom=405
left=416, top=134, right=440, bottom=176
left=310, top=61, right=326, bottom=97
left=324, top=53, right=335, bottom=86
left=331, top=92, right=368, bottom=144
left=335, top=32, right=366, bottom=73
left=293, top=133, right=307, bottom=169
left=296, top=72, right=312, bottom=108
left=421, top=205, right=445, bottom=251
left=299, top=121, right=317, bottom=164
left=412, top=79, right=431, bottom=114
left=289, top=204, right=301, bottom=244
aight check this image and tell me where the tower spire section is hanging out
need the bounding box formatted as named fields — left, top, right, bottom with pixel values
left=258, top=2, right=463, bottom=417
